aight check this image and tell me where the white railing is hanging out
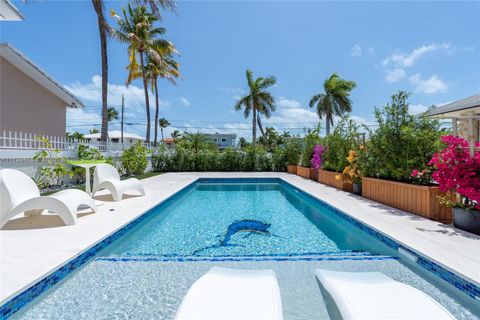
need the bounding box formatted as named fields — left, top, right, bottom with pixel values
left=0, top=130, right=154, bottom=153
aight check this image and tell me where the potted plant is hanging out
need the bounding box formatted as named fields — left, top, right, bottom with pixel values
left=339, top=149, right=362, bottom=195
left=429, top=135, right=480, bottom=235
left=310, top=144, right=325, bottom=180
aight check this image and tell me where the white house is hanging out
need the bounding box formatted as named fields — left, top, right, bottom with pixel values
left=205, top=133, right=237, bottom=149
left=84, top=131, right=145, bottom=144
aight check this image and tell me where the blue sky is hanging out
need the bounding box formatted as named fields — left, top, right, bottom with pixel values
left=2, top=0, right=479, bottom=139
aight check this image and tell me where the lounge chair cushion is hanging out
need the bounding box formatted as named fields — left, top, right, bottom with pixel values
left=315, top=269, right=455, bottom=320
left=175, top=267, right=283, bottom=320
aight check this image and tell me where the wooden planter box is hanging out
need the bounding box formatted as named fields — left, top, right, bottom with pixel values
left=287, top=165, right=297, bottom=174
left=296, top=166, right=315, bottom=180
left=318, top=170, right=353, bottom=193
left=362, top=177, right=452, bottom=223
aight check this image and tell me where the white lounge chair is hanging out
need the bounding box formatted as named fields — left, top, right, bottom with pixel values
left=315, top=269, right=455, bottom=320
left=0, top=169, right=97, bottom=228
left=175, top=267, right=284, bottom=320
left=92, top=164, right=145, bottom=201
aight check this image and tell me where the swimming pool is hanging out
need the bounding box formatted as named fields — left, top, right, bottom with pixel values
left=5, top=178, right=480, bottom=319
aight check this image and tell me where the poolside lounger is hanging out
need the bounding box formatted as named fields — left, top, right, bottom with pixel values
left=92, top=164, right=145, bottom=201
left=315, top=269, right=455, bottom=320
left=0, top=169, right=97, bottom=228
left=175, top=267, right=284, bottom=320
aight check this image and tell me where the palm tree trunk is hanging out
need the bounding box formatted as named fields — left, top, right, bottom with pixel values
left=153, top=78, right=159, bottom=147
left=139, top=51, right=151, bottom=144
left=326, top=116, right=331, bottom=136
left=252, top=105, right=257, bottom=147
left=92, top=0, right=109, bottom=143
left=257, top=111, right=265, bottom=136
left=161, top=127, right=164, bottom=143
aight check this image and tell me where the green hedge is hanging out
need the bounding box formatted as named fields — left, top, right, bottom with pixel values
left=152, top=147, right=286, bottom=172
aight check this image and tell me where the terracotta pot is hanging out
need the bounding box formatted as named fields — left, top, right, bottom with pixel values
left=362, top=177, right=452, bottom=223
left=453, top=208, right=480, bottom=235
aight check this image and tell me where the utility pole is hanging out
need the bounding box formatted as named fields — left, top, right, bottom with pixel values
left=121, top=94, right=124, bottom=147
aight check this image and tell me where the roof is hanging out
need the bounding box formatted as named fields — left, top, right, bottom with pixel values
left=162, top=138, right=177, bottom=143
left=84, top=131, right=145, bottom=141
left=204, top=133, right=238, bottom=138
left=0, top=43, right=84, bottom=108
left=423, top=94, right=480, bottom=118
left=0, top=0, right=24, bottom=21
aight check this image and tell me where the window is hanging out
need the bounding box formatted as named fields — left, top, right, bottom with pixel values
left=221, top=138, right=227, bottom=142
left=111, top=138, right=119, bottom=143
left=213, top=138, right=217, bottom=142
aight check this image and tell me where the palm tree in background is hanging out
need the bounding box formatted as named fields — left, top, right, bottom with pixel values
left=309, top=73, right=356, bottom=135
left=234, top=70, right=276, bottom=147
left=89, top=128, right=100, bottom=134
left=70, top=132, right=85, bottom=141
left=91, top=0, right=110, bottom=142
left=107, top=107, right=119, bottom=122
left=159, top=117, right=170, bottom=143
left=146, top=42, right=180, bottom=146
left=171, top=130, right=181, bottom=139
left=111, top=4, right=165, bottom=144
left=183, top=132, right=210, bottom=154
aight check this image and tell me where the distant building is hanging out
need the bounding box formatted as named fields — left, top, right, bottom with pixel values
left=424, top=93, right=479, bottom=154
left=0, top=0, right=24, bottom=21
left=0, top=43, right=84, bottom=137
left=162, top=138, right=178, bottom=148
left=205, top=133, right=237, bottom=149
left=84, top=131, right=145, bottom=144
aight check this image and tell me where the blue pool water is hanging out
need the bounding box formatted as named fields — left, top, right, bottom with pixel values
left=102, top=182, right=391, bottom=258
left=8, top=179, right=480, bottom=319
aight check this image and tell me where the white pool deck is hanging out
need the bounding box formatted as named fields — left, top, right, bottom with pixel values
left=1, top=172, right=479, bottom=306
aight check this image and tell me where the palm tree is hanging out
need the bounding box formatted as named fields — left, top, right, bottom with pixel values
left=183, top=132, right=210, bottom=154
left=134, top=0, right=177, bottom=17
left=107, top=107, right=119, bottom=122
left=71, top=132, right=85, bottom=141
left=146, top=42, right=180, bottom=146
left=309, top=73, right=356, bottom=135
left=171, top=129, right=181, bottom=139
left=234, top=69, right=276, bottom=147
left=91, top=0, right=110, bottom=142
left=111, top=4, right=165, bottom=144
left=89, top=128, right=100, bottom=134
left=159, top=117, right=170, bottom=143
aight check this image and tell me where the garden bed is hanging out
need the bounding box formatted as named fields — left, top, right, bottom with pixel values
left=317, top=170, right=353, bottom=192
left=362, top=177, right=452, bottom=223
left=296, top=166, right=316, bottom=180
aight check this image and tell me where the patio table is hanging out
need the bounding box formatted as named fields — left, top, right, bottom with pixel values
left=68, top=160, right=107, bottom=206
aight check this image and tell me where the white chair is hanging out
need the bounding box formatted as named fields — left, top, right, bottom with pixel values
left=315, top=269, right=455, bottom=320
left=175, top=267, right=284, bottom=320
left=0, top=169, right=97, bottom=229
left=92, top=164, right=145, bottom=201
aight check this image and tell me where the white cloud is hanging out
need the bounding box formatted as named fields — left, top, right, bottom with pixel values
left=179, top=97, right=191, bottom=107
left=409, top=74, right=448, bottom=94
left=66, top=108, right=102, bottom=133
left=351, top=44, right=362, bottom=57
left=385, top=68, right=406, bottom=83
left=367, top=46, right=375, bottom=54
left=409, top=104, right=429, bottom=115
left=382, top=42, right=451, bottom=67
left=265, top=97, right=319, bottom=131
left=277, top=97, right=303, bottom=109
left=65, top=75, right=170, bottom=111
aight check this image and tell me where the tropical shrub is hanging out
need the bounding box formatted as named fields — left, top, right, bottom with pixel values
left=300, top=130, right=321, bottom=167
left=284, top=139, right=302, bottom=165
left=77, top=145, right=103, bottom=160
left=121, top=142, right=150, bottom=175
left=219, top=148, right=245, bottom=171
left=357, top=91, right=443, bottom=183
left=33, top=136, right=72, bottom=188
left=310, top=144, right=325, bottom=171
left=322, top=116, right=360, bottom=172
left=272, top=147, right=287, bottom=171
left=428, top=135, right=480, bottom=210
left=339, top=150, right=362, bottom=184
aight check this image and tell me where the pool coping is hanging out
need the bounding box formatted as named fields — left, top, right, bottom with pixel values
left=1, top=173, right=480, bottom=318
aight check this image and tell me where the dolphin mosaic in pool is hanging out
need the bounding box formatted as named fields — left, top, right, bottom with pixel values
left=192, top=219, right=272, bottom=255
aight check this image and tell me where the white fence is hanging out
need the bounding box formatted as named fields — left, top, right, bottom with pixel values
left=0, top=130, right=154, bottom=154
